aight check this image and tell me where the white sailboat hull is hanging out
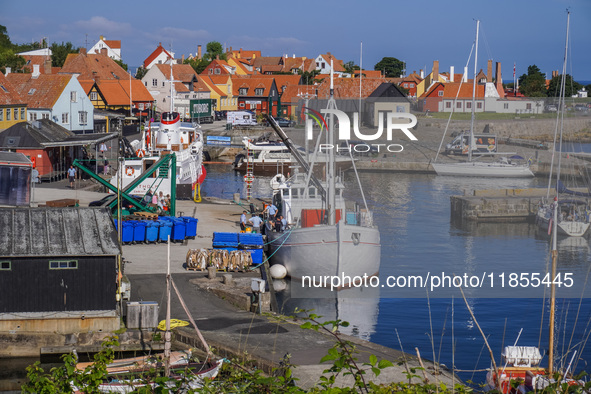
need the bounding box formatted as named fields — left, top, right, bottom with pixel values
left=432, top=162, right=534, bottom=178
left=267, top=222, right=381, bottom=287
left=536, top=206, right=590, bottom=237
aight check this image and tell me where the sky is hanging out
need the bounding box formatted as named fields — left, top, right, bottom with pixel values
left=2, top=0, right=590, bottom=82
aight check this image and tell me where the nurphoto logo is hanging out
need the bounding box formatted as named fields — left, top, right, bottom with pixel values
left=304, top=107, right=418, bottom=153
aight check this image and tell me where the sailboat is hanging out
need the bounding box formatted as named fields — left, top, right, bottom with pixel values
left=535, top=14, right=590, bottom=237
left=265, top=64, right=381, bottom=287
left=431, top=20, right=534, bottom=178
left=486, top=13, right=585, bottom=393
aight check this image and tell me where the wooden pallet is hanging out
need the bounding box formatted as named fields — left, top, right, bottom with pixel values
left=185, top=267, right=205, bottom=271
left=131, top=211, right=158, bottom=220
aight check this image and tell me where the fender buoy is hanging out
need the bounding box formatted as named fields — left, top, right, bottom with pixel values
left=125, top=166, right=134, bottom=176
left=136, top=149, right=146, bottom=158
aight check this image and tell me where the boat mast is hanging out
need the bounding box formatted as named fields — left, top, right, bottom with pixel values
left=327, top=61, right=336, bottom=225
left=169, top=47, right=174, bottom=114
left=548, top=10, right=570, bottom=375
left=468, top=19, right=479, bottom=163
left=164, top=237, right=172, bottom=377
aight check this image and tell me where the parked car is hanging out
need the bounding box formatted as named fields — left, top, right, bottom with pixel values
left=574, top=104, right=589, bottom=112
left=274, top=117, right=296, bottom=127
left=545, top=104, right=558, bottom=112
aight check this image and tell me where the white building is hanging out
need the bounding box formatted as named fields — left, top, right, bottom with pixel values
left=88, top=36, right=121, bottom=61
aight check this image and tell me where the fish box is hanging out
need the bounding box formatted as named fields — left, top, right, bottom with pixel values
left=301, top=209, right=342, bottom=228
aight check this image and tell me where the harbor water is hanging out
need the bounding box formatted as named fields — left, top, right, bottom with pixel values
left=203, top=164, right=591, bottom=384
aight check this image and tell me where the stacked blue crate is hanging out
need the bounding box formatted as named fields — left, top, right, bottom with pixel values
left=213, top=232, right=239, bottom=251
left=238, top=233, right=263, bottom=265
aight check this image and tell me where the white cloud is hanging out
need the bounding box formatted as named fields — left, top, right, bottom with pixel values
left=63, top=16, right=133, bottom=36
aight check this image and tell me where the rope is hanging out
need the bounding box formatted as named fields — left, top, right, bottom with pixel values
left=249, top=226, right=294, bottom=270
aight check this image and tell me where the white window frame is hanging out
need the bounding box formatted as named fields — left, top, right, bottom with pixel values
left=152, top=79, right=157, bottom=87
left=79, top=111, right=87, bottom=125
left=90, top=92, right=97, bottom=100
left=62, top=113, right=69, bottom=124
left=70, top=91, right=77, bottom=102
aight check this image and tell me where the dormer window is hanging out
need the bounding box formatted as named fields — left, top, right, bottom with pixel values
left=255, top=88, right=263, bottom=95
left=239, top=88, right=247, bottom=95
left=438, top=91, right=443, bottom=97
left=28, top=88, right=36, bottom=95
left=0, top=85, right=7, bottom=93
left=90, top=92, right=97, bottom=100
left=215, top=68, right=220, bottom=74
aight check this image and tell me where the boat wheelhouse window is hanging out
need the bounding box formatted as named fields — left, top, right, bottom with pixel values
left=49, top=260, right=78, bottom=270
left=309, top=187, right=316, bottom=198
left=0, top=261, right=10, bottom=271
left=282, top=189, right=289, bottom=197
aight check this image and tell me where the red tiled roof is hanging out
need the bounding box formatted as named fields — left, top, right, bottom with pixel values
left=208, top=75, right=231, bottom=84
left=103, top=40, right=121, bottom=49
left=252, top=57, right=282, bottom=68
left=260, top=65, right=283, bottom=73
left=319, top=53, right=345, bottom=72
left=441, top=82, right=485, bottom=98
left=229, top=49, right=261, bottom=60
left=0, top=72, right=25, bottom=106
left=96, top=79, right=154, bottom=105
left=257, top=74, right=302, bottom=88
left=60, top=51, right=130, bottom=81
left=232, top=77, right=276, bottom=96
left=154, top=63, right=198, bottom=83
left=201, top=76, right=227, bottom=97
left=78, top=80, right=95, bottom=94
left=7, top=73, right=71, bottom=109
left=143, top=44, right=173, bottom=69
left=354, top=70, right=383, bottom=78
left=279, top=84, right=316, bottom=102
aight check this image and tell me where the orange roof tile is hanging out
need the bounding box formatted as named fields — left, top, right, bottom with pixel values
left=60, top=50, right=130, bottom=81
left=315, top=77, right=389, bottom=99
left=279, top=84, right=317, bottom=102
left=231, top=77, right=276, bottom=96
left=103, top=40, right=121, bottom=49
left=7, top=73, right=71, bottom=109
left=0, top=72, right=25, bottom=106
left=96, top=79, right=154, bottom=105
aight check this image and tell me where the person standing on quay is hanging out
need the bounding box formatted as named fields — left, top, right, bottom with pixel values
left=240, top=210, right=247, bottom=231
left=67, top=165, right=76, bottom=188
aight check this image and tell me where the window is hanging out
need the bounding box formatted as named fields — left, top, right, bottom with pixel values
left=42, top=113, right=49, bottom=119
left=20, top=107, right=25, bottom=120
left=6, top=108, right=10, bottom=121
left=215, top=68, right=220, bottom=74
left=504, top=103, right=509, bottom=109
left=79, top=111, right=87, bottom=124
left=526, top=103, right=532, bottom=110
left=70, top=91, right=77, bottom=102
left=477, top=102, right=482, bottom=109
left=446, top=102, right=451, bottom=108
left=239, top=102, right=245, bottom=108
left=403, top=83, right=408, bottom=88
left=28, top=88, right=36, bottom=95
left=466, top=102, right=471, bottom=109
left=410, top=83, right=415, bottom=88
left=152, top=79, right=157, bottom=87
left=239, top=88, right=247, bottom=95
left=255, top=88, right=263, bottom=95
left=0, top=261, right=10, bottom=271
left=13, top=108, right=17, bottom=119
left=29, top=112, right=37, bottom=121
left=0, top=109, right=3, bottom=121
left=457, top=102, right=462, bottom=108
left=162, top=82, right=165, bottom=87
left=321, top=62, right=325, bottom=68
left=438, top=91, right=443, bottom=97
left=0, top=85, right=7, bottom=93
left=209, top=68, right=214, bottom=74
left=62, top=113, right=69, bottom=124
left=49, top=260, right=78, bottom=269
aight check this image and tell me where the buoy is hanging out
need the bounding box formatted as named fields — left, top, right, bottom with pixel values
left=270, top=264, right=287, bottom=279
left=272, top=279, right=287, bottom=291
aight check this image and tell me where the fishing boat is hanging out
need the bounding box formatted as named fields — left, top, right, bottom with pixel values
left=111, top=61, right=206, bottom=200
left=431, top=20, right=534, bottom=178
left=265, top=65, right=381, bottom=288
left=486, top=13, right=586, bottom=393
left=535, top=12, right=590, bottom=237
left=232, top=135, right=353, bottom=176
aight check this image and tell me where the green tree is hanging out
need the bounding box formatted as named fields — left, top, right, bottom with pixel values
left=343, top=60, right=360, bottom=74
left=135, top=66, right=148, bottom=80
left=518, top=64, right=547, bottom=97
left=374, top=57, right=404, bottom=78
left=50, top=41, right=79, bottom=67
left=298, top=69, right=320, bottom=85
left=0, top=25, right=13, bottom=49
left=547, top=74, right=582, bottom=97
left=184, top=57, right=211, bottom=74
left=114, top=59, right=128, bottom=72
left=204, top=41, right=226, bottom=61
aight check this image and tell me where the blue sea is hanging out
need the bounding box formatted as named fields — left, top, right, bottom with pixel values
left=203, top=165, right=591, bottom=385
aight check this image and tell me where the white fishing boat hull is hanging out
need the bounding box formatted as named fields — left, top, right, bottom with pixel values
left=267, top=222, right=381, bottom=287
left=432, top=161, right=534, bottom=178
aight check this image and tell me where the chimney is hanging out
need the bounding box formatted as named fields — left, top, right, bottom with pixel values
left=100, top=35, right=104, bottom=41
left=197, top=45, right=202, bottom=60
left=487, top=59, right=493, bottom=82
left=450, top=66, right=455, bottom=82
left=495, top=62, right=504, bottom=97
left=100, top=48, right=108, bottom=56
left=80, top=47, right=87, bottom=56
left=420, top=69, right=424, bottom=79
left=5, top=67, right=11, bottom=75
left=32, top=64, right=40, bottom=78
left=463, top=67, right=468, bottom=82
left=44, top=58, right=52, bottom=74
left=216, top=54, right=219, bottom=60
left=293, top=54, right=295, bottom=58
left=181, top=54, right=185, bottom=62
left=432, top=60, right=439, bottom=82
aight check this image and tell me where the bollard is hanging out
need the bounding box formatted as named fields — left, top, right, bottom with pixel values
left=207, top=266, right=217, bottom=279
left=222, top=273, right=233, bottom=286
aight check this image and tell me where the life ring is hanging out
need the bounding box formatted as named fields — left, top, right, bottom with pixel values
left=125, top=166, right=134, bottom=176
left=136, top=149, right=146, bottom=158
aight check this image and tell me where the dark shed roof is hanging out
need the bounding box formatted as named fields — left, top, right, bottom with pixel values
left=0, top=151, right=32, bottom=166
left=0, top=207, right=121, bottom=257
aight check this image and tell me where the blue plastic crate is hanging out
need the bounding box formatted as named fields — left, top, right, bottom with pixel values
left=158, top=220, right=173, bottom=242
left=171, top=219, right=186, bottom=242
left=212, top=232, right=239, bottom=247
left=145, top=221, right=159, bottom=243
left=133, top=221, right=147, bottom=243
left=180, top=216, right=198, bottom=238
left=346, top=212, right=357, bottom=225
left=213, top=246, right=238, bottom=252
left=243, top=248, right=263, bottom=265
left=238, top=233, right=263, bottom=249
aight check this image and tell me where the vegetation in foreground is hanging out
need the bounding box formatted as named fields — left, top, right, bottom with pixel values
left=21, top=313, right=590, bottom=393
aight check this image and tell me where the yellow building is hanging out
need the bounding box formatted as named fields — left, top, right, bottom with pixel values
left=0, top=73, right=27, bottom=130
left=200, top=75, right=237, bottom=111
